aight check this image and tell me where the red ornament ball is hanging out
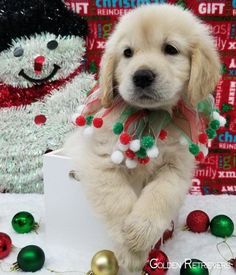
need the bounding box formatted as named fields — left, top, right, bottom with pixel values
left=75, top=115, right=86, bottom=126
left=34, top=114, right=47, bottom=125
left=93, top=117, right=103, bottom=128
left=186, top=210, right=210, bottom=233
left=125, top=149, right=135, bottom=159
left=198, top=133, right=208, bottom=144
left=143, top=249, right=169, bottom=275
left=158, top=130, right=168, bottom=141
left=119, top=132, right=131, bottom=145
left=195, top=151, right=205, bottom=162
left=229, top=258, right=236, bottom=269
left=0, top=232, right=12, bottom=259
left=138, top=156, right=150, bottom=164
left=155, top=221, right=174, bottom=250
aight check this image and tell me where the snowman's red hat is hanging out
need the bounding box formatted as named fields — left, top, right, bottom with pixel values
left=0, top=0, right=88, bottom=52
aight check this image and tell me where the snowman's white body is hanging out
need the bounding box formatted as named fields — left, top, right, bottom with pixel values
left=0, top=33, right=95, bottom=193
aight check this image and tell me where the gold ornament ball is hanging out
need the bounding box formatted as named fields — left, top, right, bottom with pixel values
left=91, top=250, right=119, bottom=275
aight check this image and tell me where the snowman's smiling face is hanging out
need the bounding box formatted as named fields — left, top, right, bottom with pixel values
left=0, top=33, right=85, bottom=88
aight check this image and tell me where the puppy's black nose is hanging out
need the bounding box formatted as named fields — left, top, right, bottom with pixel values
left=133, top=69, right=155, bottom=88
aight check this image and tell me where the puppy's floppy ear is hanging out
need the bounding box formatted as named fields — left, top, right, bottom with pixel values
left=187, top=31, right=220, bottom=107
left=99, top=46, right=116, bottom=108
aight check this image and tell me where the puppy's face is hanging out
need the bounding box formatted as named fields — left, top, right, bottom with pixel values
left=100, top=4, right=220, bottom=109
left=115, top=23, right=190, bottom=109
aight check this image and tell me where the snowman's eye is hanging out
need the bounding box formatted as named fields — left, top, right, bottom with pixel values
left=47, top=40, right=58, bottom=50
left=13, top=46, right=24, bottom=57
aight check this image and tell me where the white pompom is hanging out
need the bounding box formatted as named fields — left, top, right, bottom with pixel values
left=71, top=113, right=81, bottom=124
left=76, top=104, right=85, bottom=114
left=179, top=136, right=188, bottom=145
left=118, top=142, right=129, bottom=151
left=83, top=126, right=94, bottom=137
left=200, top=145, right=209, bottom=157
left=219, top=116, right=226, bottom=127
left=130, top=139, right=141, bottom=152
left=213, top=111, right=220, bottom=120
left=111, top=151, right=124, bottom=164
left=125, top=158, right=138, bottom=169
left=147, top=146, right=159, bottom=158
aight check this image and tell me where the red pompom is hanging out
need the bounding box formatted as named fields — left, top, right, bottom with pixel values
left=75, top=115, right=86, bottom=126
left=198, top=133, right=208, bottom=144
left=138, top=157, right=150, bottom=164
left=93, top=117, right=103, bottom=128
left=186, top=210, right=210, bottom=233
left=158, top=129, right=168, bottom=140
left=34, top=114, right=47, bottom=125
left=0, top=232, right=12, bottom=259
left=143, top=249, right=169, bottom=275
left=195, top=151, right=205, bottom=162
left=125, top=149, right=135, bottom=159
left=120, top=132, right=131, bottom=145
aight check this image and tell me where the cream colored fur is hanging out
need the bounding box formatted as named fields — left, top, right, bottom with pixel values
left=64, top=4, right=220, bottom=273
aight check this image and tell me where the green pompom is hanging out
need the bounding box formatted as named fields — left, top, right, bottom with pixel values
left=113, top=122, right=123, bottom=135
left=206, top=128, right=217, bottom=139
left=189, top=143, right=200, bottom=156
left=141, top=135, right=155, bottom=149
left=86, top=115, right=94, bottom=126
left=210, top=120, right=220, bottom=130
left=136, top=147, right=147, bottom=158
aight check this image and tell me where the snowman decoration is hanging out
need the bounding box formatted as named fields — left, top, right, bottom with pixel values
left=0, top=0, right=95, bottom=193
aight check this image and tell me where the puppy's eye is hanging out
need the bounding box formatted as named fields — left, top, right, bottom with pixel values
left=47, top=40, right=58, bottom=50
left=13, top=46, right=24, bottom=57
left=123, top=48, right=133, bottom=58
left=164, top=44, right=179, bottom=55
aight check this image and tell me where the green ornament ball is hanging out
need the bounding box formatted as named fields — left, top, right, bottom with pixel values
left=17, top=245, right=45, bottom=272
left=113, top=122, right=123, bottom=135
left=12, top=211, right=38, bottom=234
left=210, top=215, right=234, bottom=238
left=210, top=120, right=220, bottom=130
left=205, top=128, right=216, bottom=139
left=189, top=143, right=200, bottom=156
left=141, top=135, right=155, bottom=149
left=136, top=147, right=147, bottom=158
left=180, top=259, right=209, bottom=275
left=86, top=115, right=94, bottom=126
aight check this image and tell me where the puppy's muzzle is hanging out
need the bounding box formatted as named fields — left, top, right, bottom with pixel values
left=133, top=69, right=156, bottom=88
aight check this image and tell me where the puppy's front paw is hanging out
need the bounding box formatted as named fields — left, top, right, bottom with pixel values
left=116, top=246, right=147, bottom=272
left=122, top=213, right=165, bottom=252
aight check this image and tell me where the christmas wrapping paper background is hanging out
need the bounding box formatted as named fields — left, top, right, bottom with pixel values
left=65, top=0, right=236, bottom=195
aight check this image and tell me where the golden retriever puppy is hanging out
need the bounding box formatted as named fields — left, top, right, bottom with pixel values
left=64, top=4, right=220, bottom=273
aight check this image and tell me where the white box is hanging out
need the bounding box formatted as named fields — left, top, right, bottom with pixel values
left=43, top=150, right=114, bottom=269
